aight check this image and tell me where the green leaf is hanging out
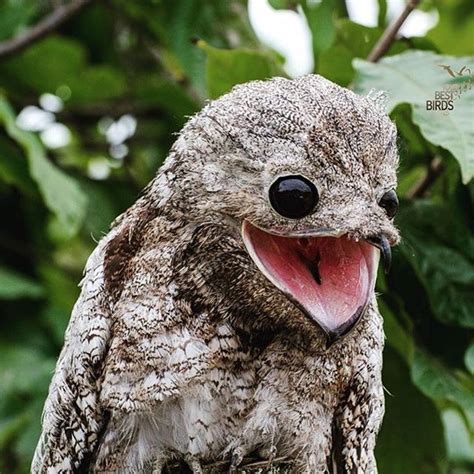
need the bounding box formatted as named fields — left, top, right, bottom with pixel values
left=14, top=398, right=45, bottom=460
left=353, top=51, right=474, bottom=183
left=0, top=96, right=87, bottom=237
left=0, top=345, right=55, bottom=400
left=0, top=36, right=85, bottom=94
left=80, top=180, right=118, bottom=237
left=199, top=41, right=285, bottom=99
left=318, top=20, right=407, bottom=86
left=377, top=0, right=387, bottom=28
left=41, top=306, right=70, bottom=348
left=0, top=136, right=34, bottom=192
left=390, top=104, right=431, bottom=161
left=0, top=413, right=29, bottom=450
left=427, top=3, right=474, bottom=56
left=411, top=350, right=474, bottom=432
left=0, top=36, right=127, bottom=106
left=67, top=66, right=127, bottom=105
left=268, top=0, right=299, bottom=9
left=465, top=342, right=474, bottom=375
left=166, top=0, right=207, bottom=96
left=379, top=299, right=414, bottom=364
left=318, top=44, right=354, bottom=86
left=0, top=266, right=43, bottom=300
left=377, top=347, right=447, bottom=473
left=132, top=76, right=199, bottom=119
left=442, top=408, right=474, bottom=465
left=0, top=0, right=38, bottom=41
left=0, top=344, right=55, bottom=468
left=302, top=0, right=336, bottom=57
left=411, top=86, right=474, bottom=182
left=38, top=264, right=80, bottom=312
left=397, top=200, right=474, bottom=328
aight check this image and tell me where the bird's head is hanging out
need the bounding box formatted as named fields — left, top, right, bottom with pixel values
left=155, top=75, right=399, bottom=344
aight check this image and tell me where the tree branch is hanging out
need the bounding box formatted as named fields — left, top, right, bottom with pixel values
left=367, top=0, right=421, bottom=62
left=164, top=455, right=292, bottom=473
left=406, top=157, right=444, bottom=199
left=0, top=0, right=94, bottom=60
left=366, top=1, right=443, bottom=198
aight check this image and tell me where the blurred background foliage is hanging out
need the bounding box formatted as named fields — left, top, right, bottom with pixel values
left=0, top=0, right=473, bottom=472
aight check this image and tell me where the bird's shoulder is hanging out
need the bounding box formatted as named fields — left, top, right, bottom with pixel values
left=99, top=234, right=246, bottom=412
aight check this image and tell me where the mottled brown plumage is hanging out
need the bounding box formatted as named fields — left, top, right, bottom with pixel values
left=33, top=75, right=399, bottom=473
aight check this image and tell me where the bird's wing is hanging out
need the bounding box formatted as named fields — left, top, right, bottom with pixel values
left=31, top=229, right=117, bottom=473
left=32, top=206, right=217, bottom=472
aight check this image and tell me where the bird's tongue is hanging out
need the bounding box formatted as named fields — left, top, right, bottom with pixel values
left=242, top=221, right=378, bottom=336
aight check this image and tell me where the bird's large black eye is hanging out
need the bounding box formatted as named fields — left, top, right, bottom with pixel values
left=379, top=189, right=399, bottom=218
left=269, top=175, right=319, bottom=219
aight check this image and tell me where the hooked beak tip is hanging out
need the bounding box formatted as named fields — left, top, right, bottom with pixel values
left=368, top=234, right=392, bottom=273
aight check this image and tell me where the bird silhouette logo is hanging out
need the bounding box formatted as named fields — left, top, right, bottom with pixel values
left=438, top=64, right=472, bottom=78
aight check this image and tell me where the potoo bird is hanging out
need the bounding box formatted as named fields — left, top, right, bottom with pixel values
left=33, top=75, right=399, bottom=473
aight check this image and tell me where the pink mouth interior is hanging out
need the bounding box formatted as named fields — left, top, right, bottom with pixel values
left=242, top=221, right=378, bottom=334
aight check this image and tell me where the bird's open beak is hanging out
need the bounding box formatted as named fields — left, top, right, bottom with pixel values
left=242, top=220, right=387, bottom=345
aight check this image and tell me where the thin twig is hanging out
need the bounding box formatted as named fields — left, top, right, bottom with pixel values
left=406, top=157, right=444, bottom=199
left=0, top=0, right=94, bottom=60
left=367, top=0, right=421, bottom=62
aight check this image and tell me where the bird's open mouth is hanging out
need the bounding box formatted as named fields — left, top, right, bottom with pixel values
left=242, top=220, right=384, bottom=342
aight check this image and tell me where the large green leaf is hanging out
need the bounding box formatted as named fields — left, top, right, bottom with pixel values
left=199, top=41, right=285, bottom=99
left=353, top=51, right=474, bottom=183
left=302, top=0, right=336, bottom=57
left=0, top=36, right=85, bottom=94
left=0, top=96, right=87, bottom=237
left=377, top=347, right=447, bottom=473
left=397, top=200, right=474, bottom=328
left=0, top=36, right=127, bottom=105
left=0, top=267, right=43, bottom=300
left=412, top=350, right=474, bottom=433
